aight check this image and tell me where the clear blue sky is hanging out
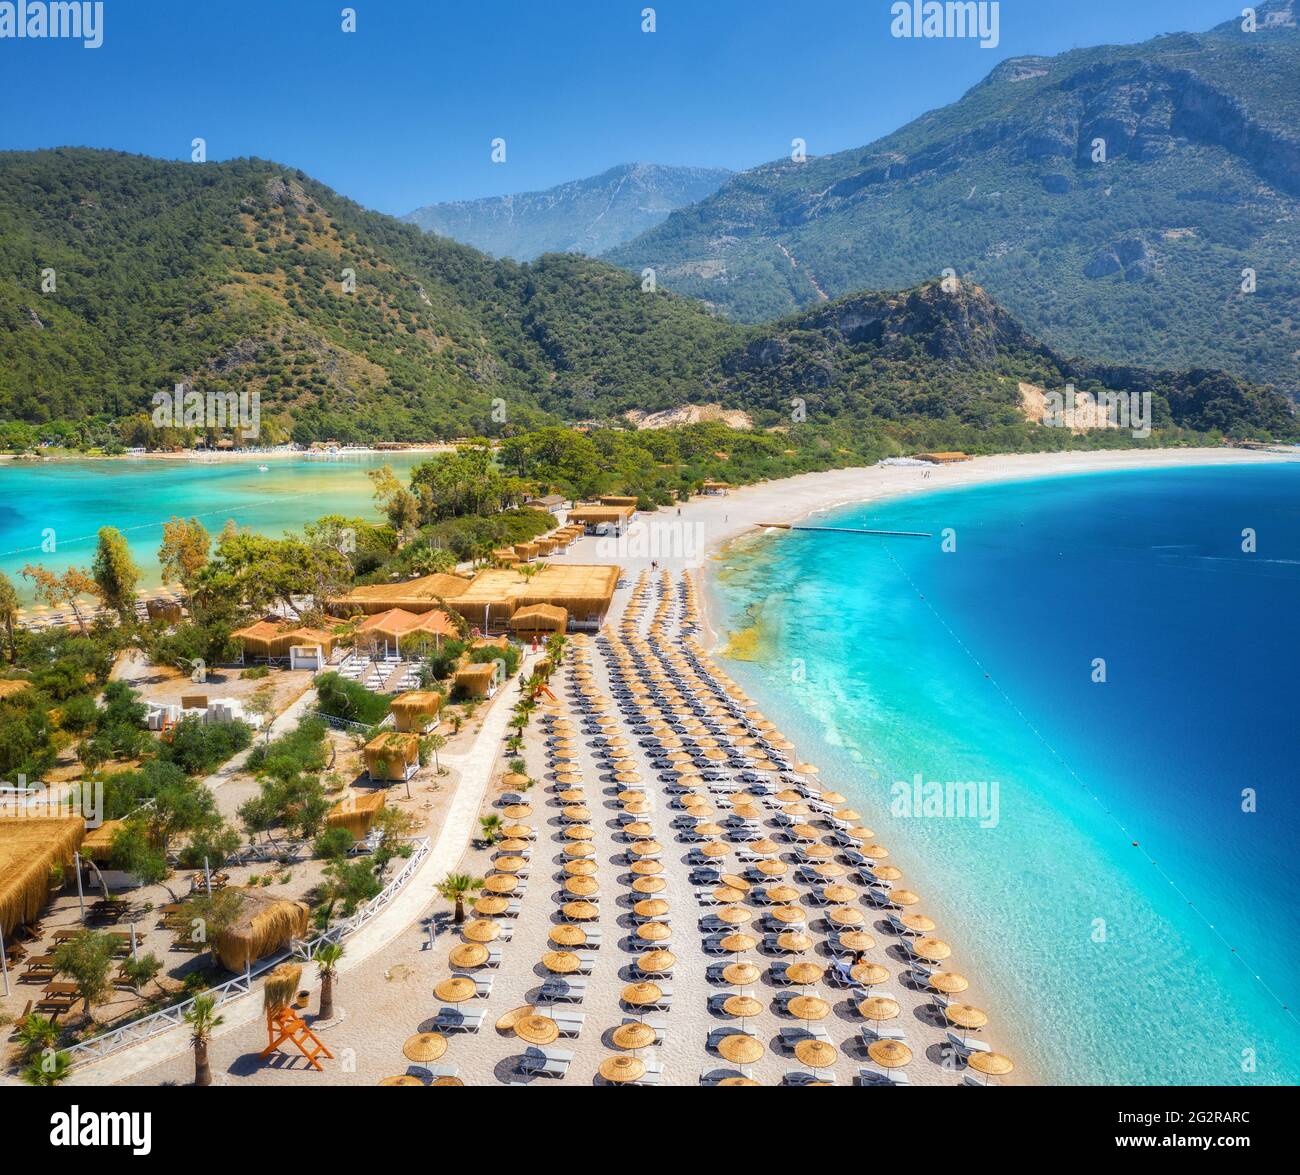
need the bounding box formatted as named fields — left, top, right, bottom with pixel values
left=0, top=0, right=1241, bottom=215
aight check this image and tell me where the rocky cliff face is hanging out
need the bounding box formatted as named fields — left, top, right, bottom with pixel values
left=607, top=9, right=1300, bottom=390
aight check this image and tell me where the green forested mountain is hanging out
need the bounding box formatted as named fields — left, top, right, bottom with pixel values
left=0, top=148, right=1292, bottom=450
left=605, top=1, right=1300, bottom=391
left=403, top=162, right=733, bottom=261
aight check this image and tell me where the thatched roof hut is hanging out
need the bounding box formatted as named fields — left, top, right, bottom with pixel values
left=213, top=889, right=311, bottom=973
left=79, top=819, right=124, bottom=864
left=232, top=620, right=342, bottom=659
left=510, top=604, right=568, bottom=639
left=492, top=549, right=521, bottom=566
left=513, top=542, right=539, bottom=562
left=513, top=564, right=619, bottom=628
left=569, top=505, right=635, bottom=533
left=390, top=690, right=443, bottom=733
left=598, top=496, right=638, bottom=507
left=0, top=817, right=85, bottom=937
left=453, top=662, right=500, bottom=699
left=326, top=791, right=387, bottom=838
left=331, top=572, right=471, bottom=616
left=363, top=732, right=421, bottom=782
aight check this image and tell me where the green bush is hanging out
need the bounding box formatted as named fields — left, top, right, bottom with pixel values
left=314, top=672, right=390, bottom=725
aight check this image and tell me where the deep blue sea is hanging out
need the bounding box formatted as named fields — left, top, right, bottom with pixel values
left=710, top=463, right=1300, bottom=1084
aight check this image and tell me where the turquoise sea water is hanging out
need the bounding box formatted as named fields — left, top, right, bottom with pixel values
left=0, top=454, right=424, bottom=601
left=710, top=463, right=1300, bottom=1085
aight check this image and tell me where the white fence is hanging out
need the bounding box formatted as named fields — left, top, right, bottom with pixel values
left=64, top=836, right=431, bottom=1068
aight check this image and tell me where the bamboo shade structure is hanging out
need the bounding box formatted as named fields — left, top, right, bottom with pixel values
left=214, top=890, right=310, bottom=973
left=598, top=496, right=638, bottom=507
left=514, top=542, right=539, bottom=561
left=454, top=663, right=499, bottom=697
left=232, top=620, right=342, bottom=658
left=331, top=572, right=472, bottom=616
left=326, top=791, right=387, bottom=838
left=79, top=819, right=124, bottom=863
left=509, top=604, right=568, bottom=639
left=363, top=732, right=421, bottom=781
left=0, top=817, right=85, bottom=936
left=390, top=690, right=443, bottom=732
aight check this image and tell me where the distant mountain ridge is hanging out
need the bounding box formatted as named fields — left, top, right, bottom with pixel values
left=0, top=149, right=1291, bottom=449
left=605, top=1, right=1300, bottom=392
left=403, top=162, right=733, bottom=260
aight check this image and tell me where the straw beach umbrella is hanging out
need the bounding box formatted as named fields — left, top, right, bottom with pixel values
left=612, top=1022, right=657, bottom=1051
left=622, top=982, right=663, bottom=1008
left=462, top=919, right=500, bottom=943
left=722, top=961, right=760, bottom=985
left=600, top=1055, right=646, bottom=1084
left=858, top=996, right=901, bottom=1026
left=867, top=1039, right=913, bottom=1075
left=516, top=1013, right=560, bottom=1046
left=449, top=943, right=489, bottom=969
left=967, top=1052, right=1015, bottom=1085
left=930, top=972, right=970, bottom=995
left=403, top=1032, right=447, bottom=1062
left=542, top=950, right=581, bottom=974
left=945, top=1004, right=989, bottom=1031
left=549, top=924, right=587, bottom=948
left=717, top=1033, right=765, bottom=1066
left=795, top=1039, right=838, bottom=1071
left=434, top=977, right=476, bottom=1003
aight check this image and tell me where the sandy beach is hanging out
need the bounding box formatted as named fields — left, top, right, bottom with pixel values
left=49, top=445, right=1295, bottom=1089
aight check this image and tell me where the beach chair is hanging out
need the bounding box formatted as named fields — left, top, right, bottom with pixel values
left=860, top=1024, right=908, bottom=1045
left=946, top=1030, right=991, bottom=1056
left=539, top=976, right=588, bottom=1003
left=485, top=945, right=503, bottom=968
left=520, top=1046, right=574, bottom=1078
left=472, top=974, right=495, bottom=998
left=636, top=1055, right=665, bottom=1085
left=785, top=1069, right=837, bottom=1086
left=552, top=1011, right=586, bottom=1038
left=434, top=1006, right=485, bottom=1033
left=584, top=927, right=603, bottom=949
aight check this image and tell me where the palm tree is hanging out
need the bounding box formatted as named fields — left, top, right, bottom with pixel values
left=183, top=993, right=224, bottom=1087
left=435, top=873, right=484, bottom=924
left=20, top=1049, right=72, bottom=1087
left=478, top=813, right=504, bottom=845
left=15, top=1014, right=60, bottom=1060
left=314, top=942, right=344, bottom=1020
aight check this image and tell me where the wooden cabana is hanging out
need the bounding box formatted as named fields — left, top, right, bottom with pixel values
left=598, top=496, right=638, bottom=508
left=326, top=791, right=387, bottom=839
left=213, top=890, right=311, bottom=973
left=492, top=549, right=521, bottom=567
left=0, top=817, right=85, bottom=937
left=509, top=604, right=568, bottom=641
left=363, top=732, right=421, bottom=782
left=453, top=662, right=501, bottom=700
left=331, top=572, right=471, bottom=617
left=535, top=538, right=557, bottom=557
left=390, top=690, right=443, bottom=733
left=513, top=542, right=540, bottom=562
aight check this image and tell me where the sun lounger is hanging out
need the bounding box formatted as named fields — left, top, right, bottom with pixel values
left=785, top=1069, right=837, bottom=1085
left=434, top=1006, right=485, bottom=1033
left=635, top=1056, right=664, bottom=1085
left=552, top=1011, right=586, bottom=1038
left=946, top=1030, right=991, bottom=1056
left=539, top=977, right=588, bottom=1002
left=407, top=1063, right=460, bottom=1081
left=520, top=1046, right=574, bottom=1078
left=860, top=1024, right=907, bottom=1044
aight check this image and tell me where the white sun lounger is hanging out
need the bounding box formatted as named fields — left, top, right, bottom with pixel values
left=520, top=1045, right=574, bottom=1078
left=539, top=976, right=588, bottom=1002
left=434, top=1006, right=485, bottom=1033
